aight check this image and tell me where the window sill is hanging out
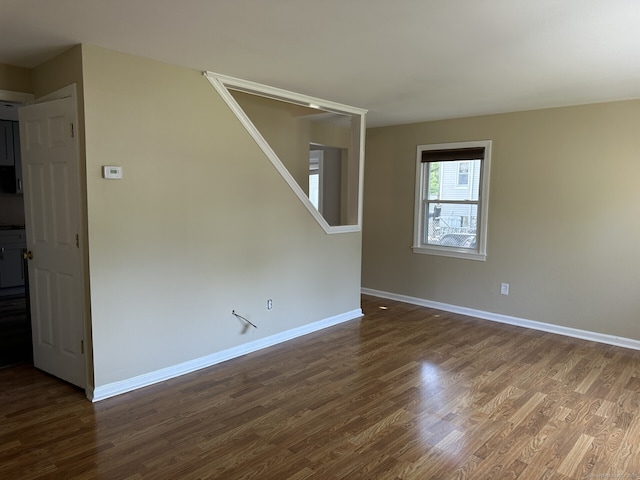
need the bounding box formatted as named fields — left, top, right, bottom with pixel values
left=412, top=245, right=486, bottom=261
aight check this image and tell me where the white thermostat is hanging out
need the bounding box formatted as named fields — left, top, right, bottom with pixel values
left=102, top=165, right=123, bottom=179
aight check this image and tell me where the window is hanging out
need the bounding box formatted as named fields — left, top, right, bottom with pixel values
left=456, top=161, right=470, bottom=187
left=413, top=140, right=491, bottom=260
left=308, top=149, right=322, bottom=212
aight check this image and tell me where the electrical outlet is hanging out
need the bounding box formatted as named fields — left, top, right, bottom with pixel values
left=267, top=299, right=273, bottom=310
left=500, top=283, right=509, bottom=295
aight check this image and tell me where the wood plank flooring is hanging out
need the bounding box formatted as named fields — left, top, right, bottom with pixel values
left=2, top=294, right=640, bottom=479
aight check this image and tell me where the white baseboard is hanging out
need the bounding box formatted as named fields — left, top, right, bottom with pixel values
left=361, top=287, right=640, bottom=352
left=90, top=308, right=363, bottom=402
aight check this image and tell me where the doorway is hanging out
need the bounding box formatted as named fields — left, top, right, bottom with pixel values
left=0, top=99, right=30, bottom=367
left=0, top=86, right=87, bottom=392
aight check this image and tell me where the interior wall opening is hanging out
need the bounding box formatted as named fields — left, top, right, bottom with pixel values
left=204, top=72, right=366, bottom=234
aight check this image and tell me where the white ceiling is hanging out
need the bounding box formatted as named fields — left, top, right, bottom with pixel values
left=2, top=0, right=640, bottom=127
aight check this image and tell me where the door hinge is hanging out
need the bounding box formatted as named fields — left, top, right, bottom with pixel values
left=81, top=340, right=84, bottom=354
left=70, top=122, right=75, bottom=138
left=75, top=234, right=79, bottom=248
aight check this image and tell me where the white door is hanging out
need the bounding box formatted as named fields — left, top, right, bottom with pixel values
left=19, top=96, right=86, bottom=388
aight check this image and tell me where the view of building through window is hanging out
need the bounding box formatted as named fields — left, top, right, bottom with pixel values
left=426, top=159, right=481, bottom=249
left=413, top=141, right=491, bottom=260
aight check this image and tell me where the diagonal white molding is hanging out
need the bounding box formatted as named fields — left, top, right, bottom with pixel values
left=204, top=71, right=366, bottom=234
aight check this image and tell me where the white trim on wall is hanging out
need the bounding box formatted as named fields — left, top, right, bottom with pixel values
left=203, top=71, right=367, bottom=235
left=206, top=73, right=367, bottom=117
left=89, top=307, right=363, bottom=402
left=362, top=287, right=640, bottom=352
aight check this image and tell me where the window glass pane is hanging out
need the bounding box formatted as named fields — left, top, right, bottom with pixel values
left=457, top=161, right=469, bottom=187
left=429, top=160, right=481, bottom=201
left=428, top=162, right=441, bottom=199
left=426, top=203, right=478, bottom=249
left=425, top=202, right=442, bottom=244
left=309, top=172, right=319, bottom=210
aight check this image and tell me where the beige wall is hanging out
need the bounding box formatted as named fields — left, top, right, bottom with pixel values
left=363, top=100, right=640, bottom=340
left=0, top=63, right=32, bottom=93
left=231, top=91, right=311, bottom=192
left=231, top=90, right=352, bottom=227
left=231, top=91, right=350, bottom=194
left=31, top=47, right=84, bottom=99
left=81, top=46, right=361, bottom=387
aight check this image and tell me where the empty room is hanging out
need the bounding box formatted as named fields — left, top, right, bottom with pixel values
left=2, top=1, right=640, bottom=479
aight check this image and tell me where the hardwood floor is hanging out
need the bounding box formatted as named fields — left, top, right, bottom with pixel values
left=2, top=295, right=640, bottom=479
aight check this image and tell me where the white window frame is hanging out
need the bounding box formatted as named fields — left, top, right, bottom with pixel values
left=412, top=140, right=491, bottom=261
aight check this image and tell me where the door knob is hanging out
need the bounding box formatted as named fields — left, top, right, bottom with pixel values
left=23, top=250, right=33, bottom=260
